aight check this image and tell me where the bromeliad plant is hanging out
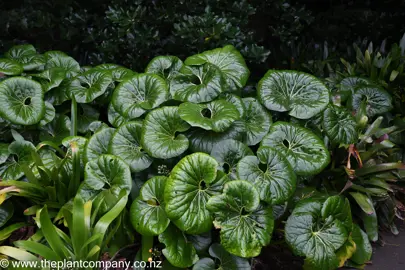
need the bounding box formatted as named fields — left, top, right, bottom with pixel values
left=0, top=43, right=403, bottom=269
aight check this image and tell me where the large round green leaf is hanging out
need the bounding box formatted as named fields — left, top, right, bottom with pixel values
left=337, top=77, right=372, bottom=102
left=261, top=122, right=330, bottom=175
left=184, top=45, right=249, bottom=91
left=77, top=104, right=100, bottom=133
left=32, top=67, right=66, bottom=92
left=258, top=70, right=330, bottom=119
left=145, top=56, right=183, bottom=80
left=285, top=196, right=352, bottom=270
left=141, top=107, right=190, bottom=159
left=130, top=176, right=170, bottom=235
left=158, top=224, right=199, bottom=268
left=5, top=45, right=36, bottom=59
left=0, top=140, right=35, bottom=180
left=170, top=64, right=224, bottom=103
left=179, top=100, right=240, bottom=132
left=165, top=153, right=228, bottom=234
left=112, top=73, right=169, bottom=119
left=322, top=105, right=358, bottom=145
left=94, top=64, right=135, bottom=82
left=211, top=139, right=253, bottom=180
left=5, top=45, right=45, bottom=71
left=45, top=80, right=72, bottom=106
left=350, top=86, right=392, bottom=117
left=39, top=102, right=56, bottom=128
left=68, top=69, right=113, bottom=103
left=0, top=59, right=23, bottom=75
left=85, top=128, right=115, bottom=162
left=193, top=243, right=250, bottom=270
left=237, top=146, right=296, bottom=204
left=107, top=103, right=129, bottom=128
left=109, top=122, right=153, bottom=172
left=45, top=51, right=80, bottom=78
left=220, top=93, right=245, bottom=116
left=207, top=180, right=274, bottom=258
left=0, top=77, right=45, bottom=125
left=238, top=97, right=272, bottom=145
left=39, top=114, right=71, bottom=145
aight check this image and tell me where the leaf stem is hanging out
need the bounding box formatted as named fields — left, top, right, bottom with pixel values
left=141, top=235, right=153, bottom=262
left=71, top=97, right=78, bottom=137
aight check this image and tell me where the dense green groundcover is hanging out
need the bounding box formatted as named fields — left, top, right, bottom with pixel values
left=0, top=44, right=404, bottom=270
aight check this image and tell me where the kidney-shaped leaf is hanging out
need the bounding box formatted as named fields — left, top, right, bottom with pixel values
left=68, top=69, right=113, bottom=103
left=112, top=73, right=169, bottom=119
left=85, top=128, right=115, bottom=162
left=141, top=107, right=190, bottom=159
left=0, top=59, right=23, bottom=75
left=5, top=45, right=44, bottom=71
left=261, top=122, right=330, bottom=175
left=170, top=64, right=224, bottom=103
left=179, top=100, right=240, bottom=132
left=185, top=45, right=250, bottom=91
left=94, top=64, right=135, bottom=82
left=45, top=51, right=80, bottom=78
left=211, top=139, right=253, bottom=180
left=145, top=56, right=183, bottom=80
left=207, top=180, right=274, bottom=258
left=258, top=70, right=330, bottom=119
left=32, top=67, right=66, bottom=92
left=109, top=122, right=153, bottom=172
left=0, top=77, right=45, bottom=125
left=130, top=176, right=170, bottom=235
left=237, top=146, right=296, bottom=204
left=323, top=105, right=358, bottom=145
left=107, top=103, right=129, bottom=128
left=350, top=86, right=392, bottom=117
left=165, top=153, right=228, bottom=234
left=0, top=140, right=35, bottom=180
left=338, top=77, right=372, bottom=102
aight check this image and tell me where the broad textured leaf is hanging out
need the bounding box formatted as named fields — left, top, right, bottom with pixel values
left=0, top=144, right=9, bottom=164
left=0, top=59, right=23, bottom=75
left=350, top=86, right=392, bottom=117
left=179, top=100, right=240, bottom=132
left=323, top=105, right=358, bottom=144
left=193, top=243, right=250, bottom=270
left=185, top=45, right=249, bottom=91
left=94, top=64, right=135, bottom=81
left=350, top=224, right=372, bottom=264
left=188, top=232, right=212, bottom=254
left=321, top=196, right=352, bottom=231
left=68, top=69, right=113, bottom=103
left=335, top=237, right=356, bottom=268
left=32, top=68, right=66, bottom=92
left=261, top=122, right=330, bottom=175
left=0, top=140, right=35, bottom=180
left=112, top=73, right=169, bottom=119
left=237, top=97, right=272, bottom=145
left=211, top=139, right=253, bottom=179
left=107, top=103, right=129, bottom=128
left=5, top=45, right=44, bottom=71
left=258, top=70, right=330, bottom=119
left=0, top=77, right=45, bottom=125
left=84, top=154, right=131, bottom=196
left=188, top=121, right=245, bottom=154
left=109, top=122, right=152, bottom=172
left=220, top=93, right=245, bottom=116
left=145, top=56, right=183, bottom=80
left=0, top=201, right=14, bottom=227
left=158, top=224, right=199, bottom=268
left=39, top=114, right=70, bottom=145
left=130, top=176, right=169, bottom=235
left=77, top=104, right=100, bottom=133
left=170, top=64, right=224, bottom=103
left=237, top=146, right=296, bottom=204
left=39, top=102, right=55, bottom=127
left=45, top=51, right=80, bottom=78
left=349, top=192, right=374, bottom=215
left=285, top=196, right=350, bottom=270
left=85, top=128, right=115, bottom=162
left=45, top=80, right=72, bottom=105
left=207, top=180, right=274, bottom=258
left=338, top=77, right=372, bottom=102
left=141, top=107, right=190, bottom=159
left=165, top=153, right=228, bottom=234
left=5, top=45, right=36, bottom=59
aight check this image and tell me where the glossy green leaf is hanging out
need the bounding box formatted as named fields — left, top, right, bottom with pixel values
left=207, top=180, right=274, bottom=258
left=145, top=56, right=183, bottom=80
left=112, top=73, right=169, bottom=119
left=321, top=196, right=352, bottom=231
left=68, top=69, right=113, bottom=103
left=261, top=122, right=330, bottom=175
left=335, top=237, right=356, bottom=268
left=0, top=58, right=23, bottom=75
left=258, top=70, right=330, bottom=119
left=77, top=104, right=100, bottom=133
left=179, top=100, right=240, bottom=132
left=165, top=153, right=228, bottom=234
left=338, top=77, right=372, bottom=101
left=350, top=224, right=372, bottom=265
left=0, top=140, right=35, bottom=180
left=130, top=176, right=170, bottom=235
left=0, top=77, right=45, bottom=125
left=107, top=102, right=129, bottom=128
left=32, top=68, right=66, bottom=92
left=5, top=45, right=44, bottom=71
left=323, top=105, right=358, bottom=144
left=0, top=246, right=40, bottom=262
left=109, top=122, right=152, bottom=172
left=238, top=97, right=272, bottom=145
left=45, top=51, right=80, bottom=78
left=362, top=208, right=378, bottom=242
left=0, top=201, right=14, bottom=227
left=13, top=240, right=61, bottom=261
left=39, top=102, right=56, bottom=127
left=185, top=45, right=249, bottom=91
left=0, top=144, right=9, bottom=164
left=351, top=86, right=392, bottom=117
left=170, top=64, right=224, bottom=103
left=188, top=232, right=212, bottom=254
left=5, top=45, right=36, bottom=59
left=141, top=107, right=190, bottom=159
left=349, top=192, right=374, bottom=215
left=45, top=80, right=72, bottom=106
left=94, top=64, right=135, bottom=82
left=85, top=127, right=115, bottom=162
left=39, top=114, right=71, bottom=145
left=237, top=146, right=296, bottom=204
left=211, top=139, right=253, bottom=179
left=220, top=93, right=245, bottom=116
left=158, top=224, right=199, bottom=268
